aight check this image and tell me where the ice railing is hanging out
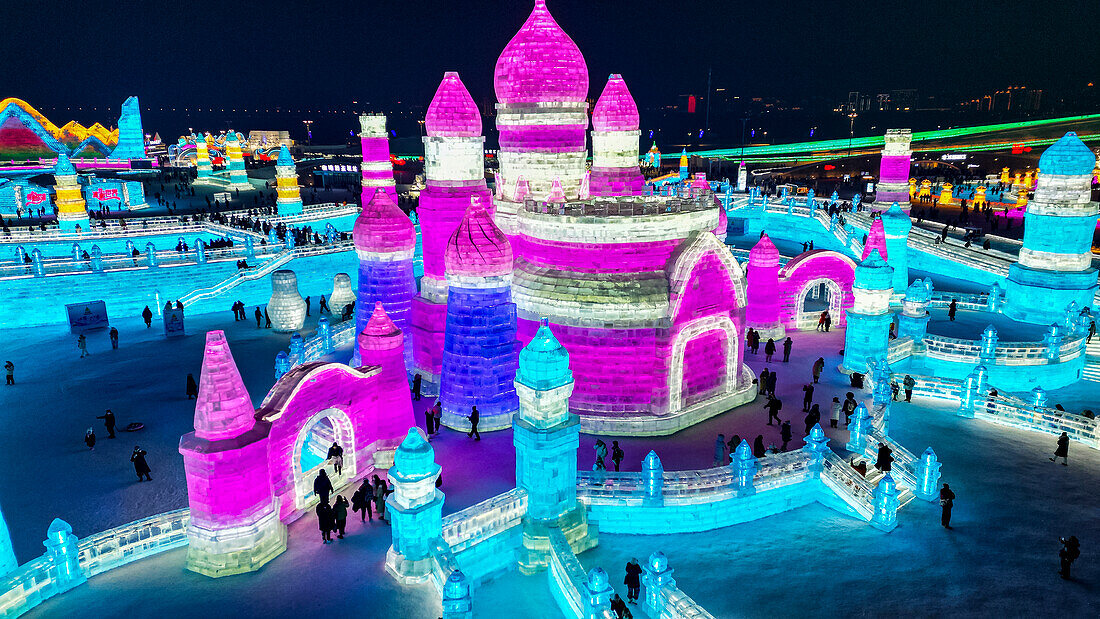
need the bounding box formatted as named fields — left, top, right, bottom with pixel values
left=819, top=451, right=875, bottom=519
left=523, top=194, right=715, bottom=217
left=655, top=583, right=717, bottom=619
left=928, top=291, right=989, bottom=311
left=548, top=529, right=602, bottom=619
left=177, top=250, right=296, bottom=306
left=853, top=431, right=920, bottom=493
left=576, top=450, right=812, bottom=506
left=922, top=333, right=1087, bottom=365
left=259, top=202, right=357, bottom=226
left=440, top=488, right=527, bottom=554
left=285, top=320, right=358, bottom=368
left=887, top=337, right=915, bottom=364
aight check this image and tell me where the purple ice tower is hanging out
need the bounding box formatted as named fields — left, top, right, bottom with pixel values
left=876, top=129, right=912, bottom=207
left=589, top=74, right=645, bottom=197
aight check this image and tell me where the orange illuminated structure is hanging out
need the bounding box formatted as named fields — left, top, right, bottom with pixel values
left=973, top=185, right=987, bottom=208
left=919, top=179, right=931, bottom=198
left=1000, top=167, right=1010, bottom=184
left=938, top=182, right=953, bottom=205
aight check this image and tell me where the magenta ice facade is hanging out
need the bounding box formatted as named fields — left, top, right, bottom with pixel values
left=492, top=0, right=589, bottom=234
left=353, top=188, right=416, bottom=366
left=776, top=250, right=857, bottom=330
left=876, top=129, right=912, bottom=207
left=745, top=234, right=784, bottom=338
left=861, top=218, right=889, bottom=262
left=359, top=114, right=397, bottom=205
left=589, top=74, right=645, bottom=197
left=357, top=302, right=415, bottom=429
left=412, top=72, right=494, bottom=392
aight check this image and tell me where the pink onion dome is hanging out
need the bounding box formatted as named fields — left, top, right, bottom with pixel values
left=353, top=188, right=415, bottom=255
left=591, top=74, right=639, bottom=132
left=691, top=173, right=710, bottom=193
left=749, top=233, right=780, bottom=267
left=445, top=198, right=513, bottom=278
left=494, top=0, right=588, bottom=105
left=425, top=72, right=482, bottom=137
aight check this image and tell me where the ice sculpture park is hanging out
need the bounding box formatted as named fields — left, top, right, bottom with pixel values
left=0, top=0, right=1098, bottom=617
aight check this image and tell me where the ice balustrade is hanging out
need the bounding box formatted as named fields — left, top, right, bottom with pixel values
left=641, top=553, right=716, bottom=619
left=887, top=337, right=915, bottom=364
left=523, top=194, right=715, bottom=217
left=177, top=250, right=296, bottom=306
left=921, top=332, right=1087, bottom=366
left=928, top=291, right=990, bottom=311
left=0, top=243, right=275, bottom=278
left=0, top=509, right=190, bottom=617
left=440, top=488, right=528, bottom=553
left=546, top=529, right=616, bottom=619
left=819, top=451, right=877, bottom=519
left=853, top=432, right=920, bottom=493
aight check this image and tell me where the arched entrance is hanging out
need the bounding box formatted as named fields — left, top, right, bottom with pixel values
left=798, top=278, right=844, bottom=330
left=668, top=315, right=740, bottom=414
left=291, top=407, right=357, bottom=511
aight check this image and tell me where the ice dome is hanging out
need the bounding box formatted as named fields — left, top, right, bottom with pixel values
left=749, top=234, right=780, bottom=267
left=445, top=198, right=512, bottom=278
left=425, top=72, right=481, bottom=137
left=353, top=188, right=415, bottom=254
left=591, top=74, right=639, bottom=132
left=276, top=145, right=294, bottom=167
left=1038, top=132, right=1095, bottom=176
left=493, top=0, right=588, bottom=105
left=517, top=319, right=572, bottom=390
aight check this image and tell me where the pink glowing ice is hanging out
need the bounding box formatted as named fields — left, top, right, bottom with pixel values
left=861, top=218, right=888, bottom=262
left=425, top=72, right=481, bottom=137
left=445, top=198, right=513, bottom=278
left=193, top=331, right=255, bottom=441
left=353, top=188, right=416, bottom=255
left=493, top=0, right=588, bottom=104
left=592, top=74, right=639, bottom=132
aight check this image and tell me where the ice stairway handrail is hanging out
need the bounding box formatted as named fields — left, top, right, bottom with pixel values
left=819, top=451, right=876, bottom=520
left=178, top=250, right=294, bottom=306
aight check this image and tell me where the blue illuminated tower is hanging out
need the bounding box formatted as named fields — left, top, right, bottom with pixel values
left=1005, top=132, right=1099, bottom=324
left=897, top=279, right=932, bottom=346
left=513, top=319, right=597, bottom=574
left=384, top=429, right=444, bottom=584
left=439, top=199, right=519, bottom=432
left=0, top=499, right=16, bottom=576
left=109, top=96, right=145, bottom=160
left=841, top=249, right=894, bottom=374
left=879, top=202, right=911, bottom=294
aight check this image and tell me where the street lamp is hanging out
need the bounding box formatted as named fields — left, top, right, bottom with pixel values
left=847, top=112, right=858, bottom=161
left=302, top=120, right=314, bottom=146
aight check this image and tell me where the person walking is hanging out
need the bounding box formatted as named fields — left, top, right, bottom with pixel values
left=843, top=392, right=857, bottom=424
left=318, top=295, right=329, bottom=315
left=84, top=427, right=96, bottom=450
left=254, top=307, right=263, bottom=328
left=333, top=495, right=349, bottom=539
left=594, top=439, right=608, bottom=470
left=805, top=404, right=821, bottom=435
left=782, top=337, right=793, bottom=362
left=811, top=357, right=824, bottom=384
left=713, top=434, right=727, bottom=466
left=758, top=368, right=769, bottom=395
left=373, top=475, right=391, bottom=523
left=1059, top=536, right=1081, bottom=580
left=766, top=369, right=778, bottom=396
left=96, top=409, right=117, bottom=438
left=823, top=311, right=832, bottom=332
left=780, top=421, right=792, bottom=451
left=611, top=441, right=624, bottom=472
left=816, top=311, right=826, bottom=332
left=948, top=300, right=957, bottom=321
left=432, top=402, right=442, bottom=436
left=412, top=373, right=422, bottom=401
left=314, top=469, right=334, bottom=505
left=939, top=483, right=955, bottom=529
left=802, top=383, right=814, bottom=412
left=1050, top=432, right=1069, bottom=466
left=141, top=306, right=153, bottom=328
left=109, top=327, right=119, bottom=350
left=352, top=479, right=374, bottom=522
left=765, top=395, right=782, bottom=426
left=753, top=435, right=766, bottom=458
left=77, top=334, right=89, bottom=358
left=327, top=442, right=344, bottom=476
left=264, top=308, right=271, bottom=328
left=874, top=442, right=894, bottom=472
left=130, top=446, right=152, bottom=481
left=764, top=338, right=777, bottom=362
left=4, top=361, right=13, bottom=385
left=316, top=501, right=334, bottom=543
left=186, top=373, right=199, bottom=399
left=304, top=296, right=311, bottom=317
left=425, top=401, right=437, bottom=435
left=624, top=558, right=643, bottom=605
left=467, top=406, right=481, bottom=440
left=903, top=374, right=916, bottom=402
left=830, top=396, right=841, bottom=428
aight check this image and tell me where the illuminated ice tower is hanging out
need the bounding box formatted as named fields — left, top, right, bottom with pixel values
left=745, top=234, right=784, bottom=338
left=53, top=153, right=88, bottom=232
left=384, top=429, right=443, bottom=583
left=440, top=199, right=520, bottom=431
left=109, top=96, right=145, bottom=160
left=413, top=72, right=493, bottom=392
left=589, top=74, right=645, bottom=197
left=224, top=131, right=249, bottom=188
left=492, top=0, right=590, bottom=234
left=0, top=500, right=15, bottom=576
left=274, top=146, right=303, bottom=216
left=842, top=250, right=894, bottom=374
left=877, top=129, right=912, bottom=206
left=1005, top=132, right=1100, bottom=325
left=353, top=188, right=416, bottom=366
left=359, top=114, right=397, bottom=204
left=194, top=134, right=213, bottom=181
left=179, top=331, right=287, bottom=577
left=880, top=202, right=912, bottom=294
left=513, top=320, right=596, bottom=574
left=358, top=302, right=414, bottom=427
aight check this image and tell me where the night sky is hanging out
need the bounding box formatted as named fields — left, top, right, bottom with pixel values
left=2, top=0, right=1097, bottom=133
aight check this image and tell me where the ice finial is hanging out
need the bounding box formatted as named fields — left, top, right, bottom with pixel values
left=547, top=177, right=567, bottom=202
left=364, top=301, right=399, bottom=336
left=861, top=218, right=889, bottom=261
left=1038, top=132, right=1095, bottom=176
left=517, top=318, right=572, bottom=390
left=749, top=233, right=780, bottom=267
left=193, top=331, right=255, bottom=440
left=425, top=72, right=482, bottom=137
left=276, top=145, right=294, bottom=167
left=592, top=74, right=639, bottom=132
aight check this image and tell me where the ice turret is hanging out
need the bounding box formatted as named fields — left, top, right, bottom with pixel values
left=589, top=74, right=645, bottom=197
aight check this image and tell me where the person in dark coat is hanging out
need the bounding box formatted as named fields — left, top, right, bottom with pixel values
left=352, top=479, right=374, bottom=522
left=327, top=442, right=344, bottom=475
left=765, top=370, right=778, bottom=396
left=624, top=558, right=643, bottom=604
left=186, top=373, right=199, bottom=399
left=141, top=306, right=153, bottom=328
left=805, top=404, right=821, bottom=435
left=780, top=421, right=792, bottom=451
left=939, top=483, right=955, bottom=529
left=874, top=443, right=894, bottom=472
left=764, top=338, right=777, bottom=362
left=264, top=308, right=271, bottom=328
left=753, top=435, right=766, bottom=458
left=782, top=337, right=793, bottom=362
left=1059, top=536, right=1081, bottom=580
left=109, top=327, right=119, bottom=349
left=467, top=406, right=480, bottom=440
left=802, top=383, right=814, bottom=411
left=424, top=402, right=435, bottom=435
left=610, top=593, right=629, bottom=618
left=373, top=475, right=391, bottom=523
left=1050, top=432, right=1069, bottom=466
left=254, top=307, right=262, bottom=327
left=765, top=395, right=782, bottom=426
left=429, top=400, right=442, bottom=436
left=713, top=434, right=727, bottom=466
left=823, top=311, right=832, bottom=332
left=84, top=427, right=96, bottom=450
left=316, top=501, right=335, bottom=543
left=314, top=469, right=334, bottom=505
left=948, top=300, right=957, bottom=321
left=130, top=446, right=152, bottom=481
left=811, top=357, right=825, bottom=384
left=97, top=409, right=117, bottom=438
left=412, top=373, right=422, bottom=401
left=333, top=495, right=349, bottom=539
left=758, top=368, right=769, bottom=395
left=611, top=441, right=624, bottom=471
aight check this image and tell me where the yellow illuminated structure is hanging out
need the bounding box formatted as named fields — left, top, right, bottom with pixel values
left=53, top=153, right=88, bottom=232
left=194, top=134, right=214, bottom=182
left=1013, top=172, right=1021, bottom=186
left=1000, top=167, right=1010, bottom=184
left=919, top=179, right=931, bottom=198
left=1023, top=170, right=1033, bottom=189
left=973, top=185, right=987, bottom=209
left=908, top=178, right=917, bottom=200
left=1017, top=185, right=1028, bottom=208
left=274, top=146, right=303, bottom=215
left=938, top=182, right=953, bottom=205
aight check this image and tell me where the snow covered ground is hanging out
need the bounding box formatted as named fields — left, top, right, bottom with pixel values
left=4, top=310, right=1099, bottom=617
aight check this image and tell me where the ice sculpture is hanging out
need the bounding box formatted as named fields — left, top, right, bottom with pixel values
left=179, top=331, right=287, bottom=577
left=358, top=114, right=397, bottom=204
left=861, top=218, right=888, bottom=262
left=357, top=302, right=414, bottom=433
left=876, top=129, right=912, bottom=206
left=267, top=270, right=307, bottom=332
left=870, top=474, right=899, bottom=531
left=589, top=74, right=645, bottom=197
left=274, top=146, right=303, bottom=215
left=109, top=96, right=145, bottom=160
left=897, top=279, right=932, bottom=345
left=328, top=273, right=356, bottom=315
left=44, top=519, right=85, bottom=592
left=440, top=198, right=519, bottom=431
left=915, top=448, right=942, bottom=502
left=1004, top=132, right=1099, bottom=324
left=384, top=429, right=444, bottom=583
left=746, top=234, right=784, bottom=338
left=842, top=250, right=894, bottom=374
left=194, top=134, right=213, bottom=180
left=353, top=188, right=416, bottom=366
left=224, top=131, right=249, bottom=188
left=879, top=202, right=911, bottom=293
left=413, top=72, right=493, bottom=393
left=53, top=154, right=88, bottom=232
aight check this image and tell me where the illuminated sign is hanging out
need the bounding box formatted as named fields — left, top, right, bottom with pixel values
left=92, top=188, right=120, bottom=201
left=940, top=154, right=967, bottom=161
left=25, top=192, right=48, bottom=205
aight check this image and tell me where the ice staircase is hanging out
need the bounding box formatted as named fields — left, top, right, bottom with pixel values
left=819, top=451, right=877, bottom=520
left=178, top=250, right=294, bottom=306
left=1082, top=339, right=1100, bottom=382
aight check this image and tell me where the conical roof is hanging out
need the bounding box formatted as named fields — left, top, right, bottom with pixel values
left=493, top=0, right=588, bottom=105
left=861, top=218, right=889, bottom=261
left=425, top=72, right=481, bottom=137
left=54, top=152, right=75, bottom=176
left=353, top=188, right=415, bottom=254
left=276, top=145, right=294, bottom=166
left=749, top=234, right=779, bottom=267
left=1038, top=132, right=1094, bottom=176
left=445, top=197, right=513, bottom=278
left=517, top=318, right=572, bottom=390
left=193, top=331, right=255, bottom=440
left=592, top=74, right=639, bottom=132
left=358, top=302, right=403, bottom=353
